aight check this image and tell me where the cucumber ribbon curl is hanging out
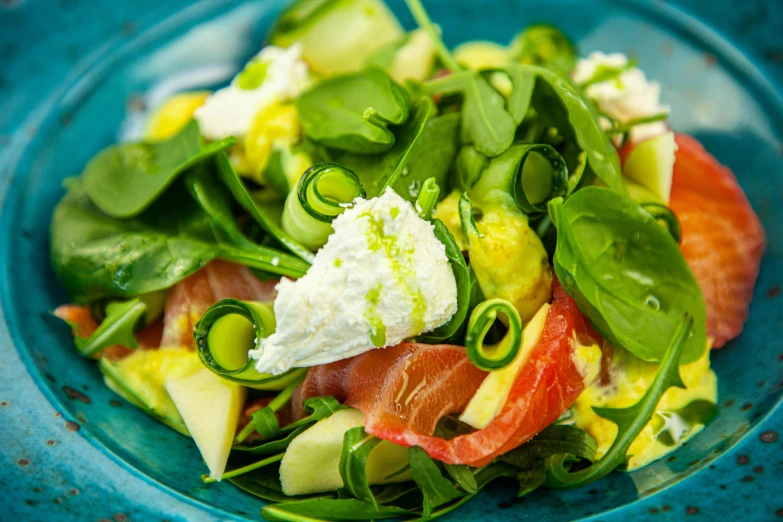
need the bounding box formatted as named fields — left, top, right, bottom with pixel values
left=194, top=298, right=306, bottom=390
left=282, top=162, right=366, bottom=250
left=465, top=298, right=524, bottom=371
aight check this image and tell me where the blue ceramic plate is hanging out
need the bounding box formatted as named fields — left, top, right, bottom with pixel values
left=1, top=0, right=781, bottom=520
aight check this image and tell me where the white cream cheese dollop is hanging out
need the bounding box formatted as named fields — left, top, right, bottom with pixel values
left=194, top=43, right=310, bottom=141
left=572, top=51, right=669, bottom=143
left=250, top=188, right=458, bottom=375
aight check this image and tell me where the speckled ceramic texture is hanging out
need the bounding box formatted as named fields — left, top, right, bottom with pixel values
left=0, top=0, right=781, bottom=520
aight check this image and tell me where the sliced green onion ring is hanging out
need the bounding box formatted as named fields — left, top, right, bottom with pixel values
left=194, top=298, right=305, bottom=390
left=415, top=177, right=440, bottom=219
left=469, top=142, right=568, bottom=215
left=641, top=202, right=682, bottom=244
left=465, top=298, right=524, bottom=371
left=281, top=162, right=365, bottom=250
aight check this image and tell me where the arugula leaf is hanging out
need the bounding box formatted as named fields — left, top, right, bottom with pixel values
left=652, top=399, right=717, bottom=447
left=548, top=188, right=707, bottom=364
left=215, top=152, right=315, bottom=263
left=74, top=298, right=146, bottom=357
left=297, top=68, right=410, bottom=153
left=332, top=98, right=433, bottom=198
left=408, top=446, right=464, bottom=517
left=508, top=25, right=578, bottom=75
left=498, top=425, right=597, bottom=469
left=83, top=120, right=235, bottom=219
left=426, top=71, right=516, bottom=157
left=499, top=65, right=624, bottom=193
left=339, top=427, right=382, bottom=505
left=443, top=464, right=477, bottom=494
left=454, top=145, right=489, bottom=192
left=545, top=315, right=691, bottom=488
left=262, top=499, right=410, bottom=521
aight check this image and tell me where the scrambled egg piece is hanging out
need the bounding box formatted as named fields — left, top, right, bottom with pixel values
left=571, top=342, right=717, bottom=470
left=145, top=92, right=210, bottom=141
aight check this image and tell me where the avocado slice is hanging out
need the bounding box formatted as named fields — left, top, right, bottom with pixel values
left=165, top=367, right=247, bottom=480
left=623, top=131, right=676, bottom=203
left=280, top=408, right=411, bottom=496
left=100, top=347, right=203, bottom=435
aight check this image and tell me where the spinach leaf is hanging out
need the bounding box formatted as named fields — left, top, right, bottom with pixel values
left=545, top=315, right=691, bottom=487
left=215, top=152, right=316, bottom=263
left=262, top=499, right=410, bottom=521
left=408, top=446, right=464, bottom=517
left=74, top=298, right=146, bottom=357
left=415, top=220, right=470, bottom=343
left=51, top=176, right=308, bottom=302
left=83, top=120, right=235, bottom=219
left=548, top=187, right=707, bottom=364
left=51, top=179, right=218, bottom=302
left=331, top=98, right=432, bottom=198
left=389, top=112, right=460, bottom=201
left=507, top=25, right=577, bottom=75
left=296, top=68, right=410, bottom=153
left=339, top=427, right=382, bottom=506
left=426, top=71, right=516, bottom=157
left=499, top=65, right=624, bottom=193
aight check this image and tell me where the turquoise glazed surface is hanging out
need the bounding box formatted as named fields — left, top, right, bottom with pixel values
left=1, top=0, right=781, bottom=520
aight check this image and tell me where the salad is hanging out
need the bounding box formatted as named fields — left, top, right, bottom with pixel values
left=50, top=0, right=766, bottom=519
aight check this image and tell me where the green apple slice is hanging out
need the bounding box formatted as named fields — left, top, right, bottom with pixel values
left=280, top=408, right=411, bottom=496
left=622, top=131, right=676, bottom=203
left=165, top=368, right=247, bottom=480
left=453, top=41, right=509, bottom=70
left=459, top=303, right=550, bottom=429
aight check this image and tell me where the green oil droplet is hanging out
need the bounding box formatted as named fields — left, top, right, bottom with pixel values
left=333, top=258, right=342, bottom=267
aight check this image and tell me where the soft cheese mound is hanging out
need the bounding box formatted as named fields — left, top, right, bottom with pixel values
left=195, top=43, right=310, bottom=140
left=572, top=51, right=669, bottom=143
left=250, top=189, right=458, bottom=375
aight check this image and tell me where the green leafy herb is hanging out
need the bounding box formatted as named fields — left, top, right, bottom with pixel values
left=74, top=298, right=146, bottom=357
left=83, top=121, right=235, bottom=219
left=549, top=188, right=707, bottom=364
left=202, top=453, right=284, bottom=484
left=297, top=68, right=410, bottom=153
left=414, top=177, right=440, bottom=219
left=545, top=315, right=692, bottom=487
left=454, top=146, right=489, bottom=192
left=652, top=399, right=717, bottom=447
left=339, top=427, right=382, bottom=505
left=333, top=98, right=433, bottom=198
left=443, top=465, right=477, bottom=494
left=500, top=65, right=625, bottom=193
left=579, top=57, right=638, bottom=88
left=231, top=462, right=333, bottom=503
left=215, top=152, right=316, bottom=263
left=184, top=163, right=311, bottom=274
left=508, top=25, right=578, bottom=74
left=641, top=202, right=682, bottom=243
left=408, top=446, right=464, bottom=517
left=426, top=71, right=516, bottom=157
left=262, top=498, right=411, bottom=521
left=403, top=0, right=461, bottom=72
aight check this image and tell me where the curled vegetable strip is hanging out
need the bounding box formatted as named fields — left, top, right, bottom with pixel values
left=465, top=298, right=524, bottom=371
left=544, top=314, right=692, bottom=488
left=282, top=163, right=365, bottom=250
left=469, top=142, right=568, bottom=214
left=194, top=298, right=306, bottom=390
left=641, top=202, right=682, bottom=244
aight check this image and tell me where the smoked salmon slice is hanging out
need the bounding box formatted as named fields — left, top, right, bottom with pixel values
left=55, top=260, right=277, bottom=357
left=159, top=260, right=278, bottom=348
left=293, top=281, right=593, bottom=467
left=669, top=134, right=765, bottom=347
